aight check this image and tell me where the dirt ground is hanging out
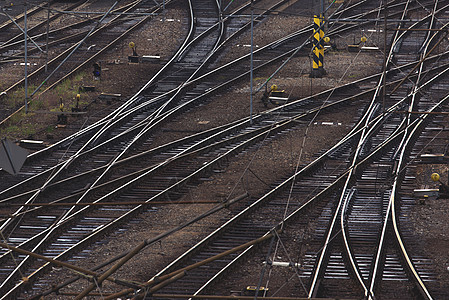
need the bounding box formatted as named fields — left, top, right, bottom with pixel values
left=0, top=0, right=187, bottom=142
left=1, top=0, right=448, bottom=298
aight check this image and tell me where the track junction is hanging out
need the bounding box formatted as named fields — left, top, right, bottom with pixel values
left=0, top=0, right=449, bottom=299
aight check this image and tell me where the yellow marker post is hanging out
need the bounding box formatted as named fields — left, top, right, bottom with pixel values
left=319, top=14, right=325, bottom=73
left=310, top=15, right=322, bottom=77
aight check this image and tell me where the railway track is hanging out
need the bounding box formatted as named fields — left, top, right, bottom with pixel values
left=162, top=1, right=449, bottom=299
left=1, top=0, right=449, bottom=298
left=0, top=0, right=326, bottom=296
left=0, top=0, right=175, bottom=124
left=99, top=0, right=449, bottom=299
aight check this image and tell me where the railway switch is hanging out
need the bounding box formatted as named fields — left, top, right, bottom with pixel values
left=128, top=41, right=139, bottom=63
left=415, top=172, right=449, bottom=199
left=57, top=97, right=67, bottom=125
left=419, top=195, right=428, bottom=205
left=348, top=36, right=368, bottom=52
left=59, top=97, right=64, bottom=112
left=431, top=172, right=440, bottom=182
left=260, top=85, right=288, bottom=107
left=72, top=94, right=80, bottom=112
left=244, top=285, right=268, bottom=296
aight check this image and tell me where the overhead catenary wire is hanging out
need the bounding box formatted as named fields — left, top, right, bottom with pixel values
left=252, top=0, right=444, bottom=296
left=87, top=2, right=448, bottom=298
left=2, top=0, right=444, bottom=296
left=29, top=1, right=121, bottom=99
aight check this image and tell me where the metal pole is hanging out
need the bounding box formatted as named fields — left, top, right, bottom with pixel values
left=1, top=7, right=44, bottom=52
left=45, top=1, right=50, bottom=73
left=382, top=0, right=387, bottom=113
left=250, top=0, right=254, bottom=124
left=24, top=1, right=28, bottom=114
left=30, top=0, right=120, bottom=98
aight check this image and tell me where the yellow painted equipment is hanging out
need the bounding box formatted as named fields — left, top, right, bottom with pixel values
left=311, top=14, right=325, bottom=77
left=244, top=286, right=268, bottom=296
left=431, top=173, right=440, bottom=182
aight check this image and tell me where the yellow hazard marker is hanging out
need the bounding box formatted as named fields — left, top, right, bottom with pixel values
left=324, top=36, right=330, bottom=43
left=431, top=173, right=440, bottom=182
left=129, top=42, right=135, bottom=49
left=311, top=15, right=321, bottom=77
left=319, top=14, right=324, bottom=70
left=361, top=36, right=367, bottom=43
left=59, top=97, right=64, bottom=112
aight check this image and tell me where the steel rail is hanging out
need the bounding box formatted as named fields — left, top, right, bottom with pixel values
left=129, top=2, right=449, bottom=292
left=0, top=0, right=180, bottom=229
left=306, top=0, right=442, bottom=295
left=107, top=0, right=389, bottom=153
left=339, top=2, right=449, bottom=298
left=0, top=0, right=159, bottom=232
left=0, top=0, right=302, bottom=203
left=0, top=119, right=245, bottom=205
left=0, top=77, right=374, bottom=298
left=1, top=36, right=445, bottom=223
left=19, top=0, right=387, bottom=163
left=0, top=0, right=197, bottom=296
left=0, top=0, right=130, bottom=230
left=341, top=1, right=446, bottom=297
left=74, top=0, right=289, bottom=150
left=0, top=0, right=143, bottom=60
left=23, top=53, right=448, bottom=298
left=389, top=97, right=449, bottom=300
left=53, top=0, right=226, bottom=231
left=3, top=47, right=449, bottom=225
left=0, top=0, right=303, bottom=221
left=190, top=83, right=449, bottom=299
left=0, top=0, right=422, bottom=290
left=0, top=0, right=194, bottom=297
left=386, top=93, right=449, bottom=299
left=0, top=78, right=389, bottom=221
left=71, top=0, right=296, bottom=209
left=73, top=0, right=265, bottom=154
left=0, top=0, right=89, bottom=51
left=369, top=7, right=449, bottom=299
left=1, top=1, right=446, bottom=296
left=0, top=0, right=154, bottom=126
left=152, top=81, right=440, bottom=300
left=0, top=0, right=360, bottom=183
left=340, top=1, right=417, bottom=298
left=0, top=0, right=52, bottom=32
